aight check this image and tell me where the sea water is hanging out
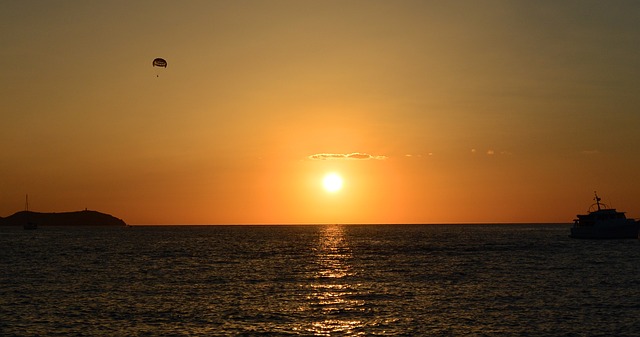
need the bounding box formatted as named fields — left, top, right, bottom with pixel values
left=1, top=224, right=640, bottom=336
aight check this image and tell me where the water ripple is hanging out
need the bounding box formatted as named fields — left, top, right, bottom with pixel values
left=2, top=225, right=640, bottom=335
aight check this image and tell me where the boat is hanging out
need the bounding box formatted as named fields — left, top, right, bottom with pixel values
left=570, top=192, right=639, bottom=239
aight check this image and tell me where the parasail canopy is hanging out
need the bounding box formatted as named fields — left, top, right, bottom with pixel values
left=152, top=58, right=167, bottom=68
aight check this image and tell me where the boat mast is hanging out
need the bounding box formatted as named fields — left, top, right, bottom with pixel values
left=25, top=194, right=29, bottom=212
left=594, top=191, right=602, bottom=211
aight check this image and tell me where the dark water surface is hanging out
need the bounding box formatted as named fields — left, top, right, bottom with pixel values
left=2, top=224, right=640, bottom=336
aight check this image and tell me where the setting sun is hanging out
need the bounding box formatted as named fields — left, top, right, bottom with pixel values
left=322, top=173, right=343, bottom=193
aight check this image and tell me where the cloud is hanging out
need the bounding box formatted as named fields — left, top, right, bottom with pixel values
left=308, top=152, right=388, bottom=161
left=404, top=153, right=433, bottom=158
left=471, top=148, right=511, bottom=156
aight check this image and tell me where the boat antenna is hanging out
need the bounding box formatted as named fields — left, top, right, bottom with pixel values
left=25, top=194, right=29, bottom=212
left=594, top=191, right=601, bottom=211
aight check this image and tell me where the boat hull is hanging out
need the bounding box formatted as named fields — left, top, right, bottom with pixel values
left=570, top=221, right=639, bottom=239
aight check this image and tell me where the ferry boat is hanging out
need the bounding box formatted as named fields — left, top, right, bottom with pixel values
left=570, top=192, right=639, bottom=239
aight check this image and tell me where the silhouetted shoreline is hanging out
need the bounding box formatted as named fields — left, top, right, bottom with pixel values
left=0, top=210, right=127, bottom=227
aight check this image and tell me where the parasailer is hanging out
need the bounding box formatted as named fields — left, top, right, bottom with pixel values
left=152, top=58, right=167, bottom=77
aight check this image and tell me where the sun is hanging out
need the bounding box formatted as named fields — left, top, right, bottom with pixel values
left=322, top=173, right=343, bottom=193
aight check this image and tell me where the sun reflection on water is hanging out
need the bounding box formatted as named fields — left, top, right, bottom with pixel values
left=303, top=225, right=366, bottom=335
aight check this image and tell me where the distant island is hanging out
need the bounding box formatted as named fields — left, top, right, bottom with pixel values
left=0, top=210, right=127, bottom=227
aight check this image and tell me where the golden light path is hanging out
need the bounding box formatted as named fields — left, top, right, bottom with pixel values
left=305, top=225, right=365, bottom=335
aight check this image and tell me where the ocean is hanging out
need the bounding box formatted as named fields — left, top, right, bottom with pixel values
left=2, top=224, right=639, bottom=336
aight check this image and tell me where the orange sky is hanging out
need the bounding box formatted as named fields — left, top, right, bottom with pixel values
left=2, top=1, right=639, bottom=224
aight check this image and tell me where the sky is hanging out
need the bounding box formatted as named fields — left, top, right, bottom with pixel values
left=1, top=0, right=639, bottom=224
